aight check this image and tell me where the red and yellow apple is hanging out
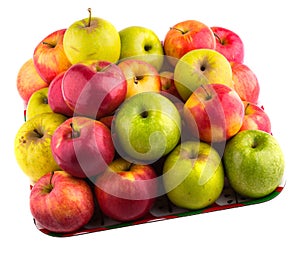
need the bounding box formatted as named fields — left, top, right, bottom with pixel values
left=30, top=171, right=94, bottom=233
left=117, top=59, right=161, bottom=98
left=94, top=158, right=158, bottom=222
left=231, top=62, right=260, bottom=104
left=240, top=101, right=271, bottom=133
left=164, top=20, right=216, bottom=66
left=16, top=58, right=49, bottom=105
left=184, top=84, right=244, bottom=143
left=33, top=29, right=71, bottom=83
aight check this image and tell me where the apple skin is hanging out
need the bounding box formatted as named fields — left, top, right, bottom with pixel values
left=26, top=87, right=53, bottom=120
left=240, top=101, right=271, bottom=133
left=94, top=158, right=158, bottom=222
left=117, top=59, right=161, bottom=98
left=63, top=15, right=121, bottom=64
left=174, top=49, right=233, bottom=101
left=211, top=26, right=244, bottom=63
left=111, top=92, right=181, bottom=164
left=17, top=58, right=49, bottom=106
left=30, top=171, right=94, bottom=233
left=51, top=116, right=115, bottom=178
left=62, top=61, right=127, bottom=119
left=184, top=84, right=244, bottom=143
left=159, top=71, right=182, bottom=100
left=33, top=29, right=72, bottom=83
left=163, top=141, right=224, bottom=210
left=163, top=20, right=216, bottom=66
left=48, top=71, right=74, bottom=117
left=119, top=26, right=164, bottom=71
left=14, top=112, right=67, bottom=183
left=231, top=62, right=260, bottom=104
left=223, top=130, right=285, bottom=198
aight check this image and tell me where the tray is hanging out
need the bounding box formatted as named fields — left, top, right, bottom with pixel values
left=33, top=176, right=285, bottom=237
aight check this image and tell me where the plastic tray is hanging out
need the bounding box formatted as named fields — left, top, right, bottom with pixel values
left=33, top=177, right=285, bottom=237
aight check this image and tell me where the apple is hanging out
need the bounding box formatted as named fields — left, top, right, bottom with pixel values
left=111, top=92, right=181, bottom=164
left=63, top=8, right=121, bottom=64
left=14, top=112, right=67, bottom=183
left=94, top=158, right=157, bottom=222
left=163, top=20, right=216, bottom=66
left=51, top=116, right=115, bottom=178
left=62, top=61, right=127, bottom=119
left=48, top=71, right=74, bottom=117
left=162, top=141, right=224, bottom=210
left=33, top=29, right=72, bottom=83
left=211, top=26, right=244, bottom=63
left=159, top=71, right=182, bottom=100
left=26, top=87, right=53, bottom=120
left=30, top=171, right=94, bottom=233
left=223, top=130, right=285, bottom=198
left=174, top=49, right=233, bottom=101
left=240, top=101, right=271, bottom=133
left=16, top=58, right=49, bottom=105
left=119, top=26, right=164, bottom=71
left=184, top=84, right=244, bottom=143
left=231, top=62, right=260, bottom=104
left=117, top=59, right=161, bottom=98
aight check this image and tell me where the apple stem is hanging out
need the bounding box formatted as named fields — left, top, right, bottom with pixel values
left=70, top=123, right=80, bottom=138
left=49, top=171, right=54, bottom=186
left=170, top=27, right=187, bottom=35
left=87, top=8, right=92, bottom=27
left=213, top=32, right=222, bottom=43
left=245, top=102, right=250, bottom=115
left=42, top=41, right=55, bottom=48
left=200, top=85, right=212, bottom=100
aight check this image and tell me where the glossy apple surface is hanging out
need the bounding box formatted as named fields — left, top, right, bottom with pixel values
left=240, top=101, right=271, bottom=133
left=184, top=84, right=244, bottom=143
left=33, top=29, right=71, bottom=83
left=174, top=49, right=233, bottom=101
left=163, top=141, right=224, bottom=209
left=62, top=61, right=127, bottom=119
left=223, top=130, right=285, bottom=198
left=48, top=72, right=74, bottom=117
left=118, top=59, right=161, bottom=98
left=51, top=116, right=115, bottom=178
left=211, top=26, right=244, bottom=63
left=231, top=62, right=260, bottom=104
left=17, top=58, right=49, bottom=105
left=30, top=171, right=94, bottom=233
left=164, top=20, right=216, bottom=66
left=119, top=26, right=164, bottom=71
left=94, top=158, right=157, bottom=222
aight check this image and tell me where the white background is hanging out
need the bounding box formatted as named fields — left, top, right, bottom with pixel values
left=1, top=0, right=299, bottom=253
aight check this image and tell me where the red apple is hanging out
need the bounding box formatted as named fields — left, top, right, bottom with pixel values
left=30, top=171, right=94, bottom=233
left=231, top=62, right=260, bottom=104
left=240, top=101, right=272, bottom=133
left=33, top=29, right=72, bottom=83
left=117, top=59, right=161, bottom=98
left=17, top=58, right=49, bottom=105
left=184, top=84, right=244, bottom=143
left=159, top=71, right=182, bottom=100
left=48, top=72, right=74, bottom=117
left=163, top=20, right=216, bottom=66
left=51, top=116, right=115, bottom=178
left=211, top=26, right=244, bottom=63
left=94, top=158, right=158, bottom=222
left=62, top=61, right=127, bottom=119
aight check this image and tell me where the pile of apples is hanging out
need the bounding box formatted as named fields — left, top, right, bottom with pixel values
left=15, top=9, right=285, bottom=234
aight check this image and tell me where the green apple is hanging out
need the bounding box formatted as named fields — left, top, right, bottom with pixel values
left=119, top=26, right=164, bottom=71
left=174, top=48, right=233, bottom=101
left=14, top=112, right=67, bottom=183
left=223, top=130, right=285, bottom=198
left=63, top=8, right=121, bottom=64
left=112, top=92, right=181, bottom=163
left=162, top=141, right=224, bottom=210
left=26, top=87, right=53, bottom=120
